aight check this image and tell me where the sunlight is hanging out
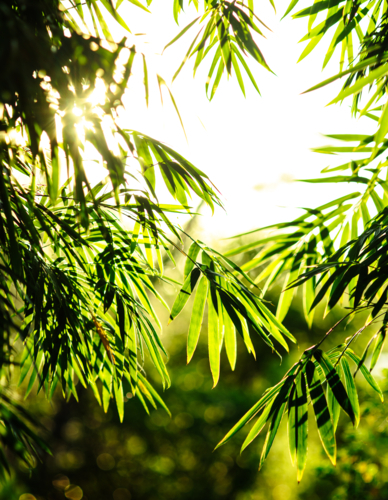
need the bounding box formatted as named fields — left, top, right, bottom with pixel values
left=88, top=77, right=106, bottom=108
left=51, top=75, right=120, bottom=186
left=39, top=131, right=51, bottom=154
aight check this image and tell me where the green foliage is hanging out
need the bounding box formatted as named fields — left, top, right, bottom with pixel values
left=0, top=0, right=285, bottom=481
left=164, top=0, right=273, bottom=98
left=4, top=0, right=388, bottom=488
left=0, top=312, right=307, bottom=500
left=210, top=0, right=388, bottom=481
left=7, top=299, right=388, bottom=500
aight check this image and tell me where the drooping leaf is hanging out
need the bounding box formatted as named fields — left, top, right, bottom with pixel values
left=305, top=361, right=336, bottom=465
left=187, top=276, right=209, bottom=363
left=170, top=268, right=201, bottom=322
left=314, top=350, right=356, bottom=425
left=340, top=357, right=360, bottom=427
left=370, top=326, right=386, bottom=372
left=208, top=286, right=221, bottom=387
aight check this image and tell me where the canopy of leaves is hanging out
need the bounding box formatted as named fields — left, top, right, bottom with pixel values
left=0, top=0, right=285, bottom=478
left=3, top=0, right=388, bottom=485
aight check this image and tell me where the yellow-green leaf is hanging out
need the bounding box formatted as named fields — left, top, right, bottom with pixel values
left=187, top=276, right=209, bottom=363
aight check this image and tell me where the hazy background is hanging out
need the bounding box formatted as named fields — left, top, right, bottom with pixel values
left=113, top=0, right=376, bottom=239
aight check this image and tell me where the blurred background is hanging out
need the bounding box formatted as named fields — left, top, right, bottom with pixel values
left=3, top=220, right=388, bottom=500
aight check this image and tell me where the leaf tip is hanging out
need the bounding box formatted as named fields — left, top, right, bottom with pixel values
left=213, top=441, right=222, bottom=452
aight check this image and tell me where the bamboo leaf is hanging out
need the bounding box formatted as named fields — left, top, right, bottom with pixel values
left=241, top=399, right=275, bottom=452
left=370, top=327, right=386, bottom=372
left=187, top=276, right=209, bottom=363
left=215, top=380, right=287, bottom=449
left=276, top=267, right=299, bottom=322
left=170, top=267, right=201, bottom=321
left=114, top=379, right=124, bottom=423
left=306, top=361, right=336, bottom=465
left=296, top=374, right=308, bottom=482
left=164, top=17, right=201, bottom=51
left=288, top=383, right=297, bottom=465
left=259, top=375, right=296, bottom=468
left=345, top=350, right=384, bottom=402
left=327, top=377, right=341, bottom=431
left=340, top=357, right=360, bottom=427
left=208, top=286, right=221, bottom=387
left=330, top=63, right=388, bottom=105
left=184, top=241, right=202, bottom=281
left=314, top=349, right=356, bottom=425
left=224, top=307, right=237, bottom=370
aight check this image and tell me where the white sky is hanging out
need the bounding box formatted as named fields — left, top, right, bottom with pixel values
left=91, top=1, right=377, bottom=240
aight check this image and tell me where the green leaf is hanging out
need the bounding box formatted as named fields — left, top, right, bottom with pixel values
left=330, top=63, right=388, bottom=105
left=288, top=383, right=297, bottom=466
left=137, top=373, right=171, bottom=416
left=215, top=379, right=287, bottom=449
left=298, top=34, right=324, bottom=63
left=374, top=101, right=388, bottom=153
left=224, top=307, right=237, bottom=370
left=303, top=264, right=315, bottom=327
left=314, top=349, right=356, bottom=425
left=327, top=377, right=341, bottom=431
left=345, top=350, right=384, bottom=402
left=114, top=379, right=124, bottom=423
left=170, top=267, right=201, bottom=321
left=208, top=286, right=221, bottom=387
left=184, top=241, right=202, bottom=281
left=303, top=54, right=388, bottom=95
left=142, top=54, right=149, bottom=107
left=370, top=327, right=386, bottom=372
left=0, top=171, right=22, bottom=275
left=305, top=361, right=336, bottom=465
left=282, top=0, right=301, bottom=18
left=100, top=0, right=133, bottom=31
left=288, top=373, right=309, bottom=481
left=101, top=369, right=113, bottom=413
left=231, top=51, right=246, bottom=96
left=295, top=374, right=308, bottom=482
left=127, top=0, right=151, bottom=12
left=259, top=378, right=293, bottom=469
left=276, top=266, right=299, bottom=322
left=232, top=45, right=261, bottom=94
left=241, top=398, right=276, bottom=452
left=340, top=357, right=360, bottom=427
left=187, top=276, right=209, bottom=363
left=209, top=58, right=224, bottom=101
left=257, top=301, right=297, bottom=343
left=164, top=17, right=201, bottom=51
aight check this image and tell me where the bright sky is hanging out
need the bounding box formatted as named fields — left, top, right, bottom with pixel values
left=88, top=1, right=377, bottom=240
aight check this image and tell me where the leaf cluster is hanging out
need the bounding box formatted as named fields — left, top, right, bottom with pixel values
left=165, top=0, right=273, bottom=98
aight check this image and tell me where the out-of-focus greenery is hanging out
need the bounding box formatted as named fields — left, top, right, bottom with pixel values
left=4, top=236, right=388, bottom=500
